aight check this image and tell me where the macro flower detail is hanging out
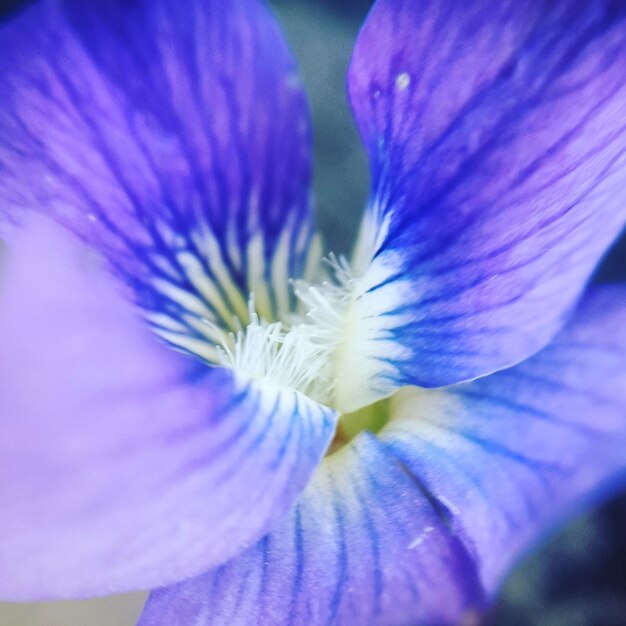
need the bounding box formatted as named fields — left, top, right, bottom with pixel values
left=1, top=0, right=626, bottom=625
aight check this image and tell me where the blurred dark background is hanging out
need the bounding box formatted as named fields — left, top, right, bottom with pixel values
left=1, top=0, right=626, bottom=624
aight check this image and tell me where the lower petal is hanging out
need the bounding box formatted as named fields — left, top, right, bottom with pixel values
left=0, top=217, right=336, bottom=600
left=381, top=285, right=626, bottom=595
left=140, top=433, right=484, bottom=626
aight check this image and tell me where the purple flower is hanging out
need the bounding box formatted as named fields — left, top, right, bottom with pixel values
left=1, top=0, right=626, bottom=624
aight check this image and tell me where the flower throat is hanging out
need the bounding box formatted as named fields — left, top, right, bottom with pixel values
left=213, top=254, right=356, bottom=410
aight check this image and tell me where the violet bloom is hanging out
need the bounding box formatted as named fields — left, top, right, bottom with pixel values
left=1, top=0, right=626, bottom=624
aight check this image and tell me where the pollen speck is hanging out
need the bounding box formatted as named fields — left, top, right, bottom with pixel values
left=395, top=71, right=411, bottom=91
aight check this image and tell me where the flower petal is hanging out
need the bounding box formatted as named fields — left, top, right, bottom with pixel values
left=381, top=284, right=626, bottom=595
left=341, top=0, right=626, bottom=406
left=139, top=433, right=485, bottom=626
left=140, top=285, right=626, bottom=625
left=0, top=218, right=336, bottom=600
left=0, top=0, right=317, bottom=346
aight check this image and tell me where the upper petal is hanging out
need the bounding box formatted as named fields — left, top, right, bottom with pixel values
left=0, top=0, right=317, bottom=342
left=0, top=218, right=336, bottom=600
left=140, top=284, right=626, bottom=625
left=340, top=0, right=626, bottom=407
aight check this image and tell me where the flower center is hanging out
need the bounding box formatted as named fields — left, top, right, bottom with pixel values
left=207, top=261, right=393, bottom=452
left=327, top=397, right=391, bottom=453
left=213, top=301, right=334, bottom=403
left=213, top=254, right=355, bottom=408
left=143, top=216, right=393, bottom=447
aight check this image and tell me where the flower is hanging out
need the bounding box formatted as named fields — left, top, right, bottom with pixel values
left=1, top=0, right=626, bottom=624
